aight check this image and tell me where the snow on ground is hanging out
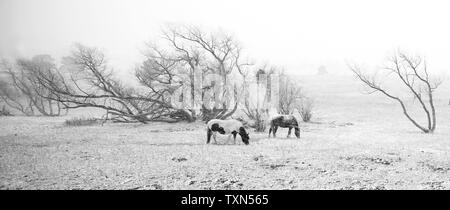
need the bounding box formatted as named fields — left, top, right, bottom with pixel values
left=1, top=75, right=450, bottom=190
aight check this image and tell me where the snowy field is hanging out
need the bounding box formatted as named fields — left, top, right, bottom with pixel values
left=1, top=75, right=450, bottom=190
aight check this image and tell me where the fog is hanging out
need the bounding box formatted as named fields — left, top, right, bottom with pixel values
left=1, top=0, right=449, bottom=76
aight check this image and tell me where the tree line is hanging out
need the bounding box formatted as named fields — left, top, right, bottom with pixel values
left=0, top=25, right=311, bottom=128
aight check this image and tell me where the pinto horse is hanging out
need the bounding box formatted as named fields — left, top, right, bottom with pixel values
left=268, top=115, right=300, bottom=138
left=206, top=119, right=250, bottom=145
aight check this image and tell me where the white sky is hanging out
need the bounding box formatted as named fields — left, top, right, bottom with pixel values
left=1, top=0, right=449, bottom=76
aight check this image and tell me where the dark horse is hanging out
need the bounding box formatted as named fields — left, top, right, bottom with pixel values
left=268, top=115, right=300, bottom=138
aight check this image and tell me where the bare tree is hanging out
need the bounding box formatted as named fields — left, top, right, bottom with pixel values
left=0, top=56, right=65, bottom=116
left=1, top=26, right=260, bottom=124
left=36, top=44, right=184, bottom=123
left=0, top=105, right=12, bottom=116
left=349, top=51, right=443, bottom=133
left=138, top=25, right=249, bottom=121
left=135, top=44, right=197, bottom=122
left=317, top=65, right=328, bottom=75
left=0, top=72, right=31, bottom=115
left=296, top=97, right=314, bottom=122
left=237, top=64, right=308, bottom=130
left=279, top=75, right=303, bottom=115
left=241, top=75, right=267, bottom=131
left=239, top=66, right=274, bottom=132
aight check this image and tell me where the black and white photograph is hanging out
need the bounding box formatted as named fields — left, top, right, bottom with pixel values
left=1, top=0, right=450, bottom=195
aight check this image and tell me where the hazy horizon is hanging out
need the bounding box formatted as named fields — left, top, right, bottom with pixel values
left=1, top=0, right=449, bottom=76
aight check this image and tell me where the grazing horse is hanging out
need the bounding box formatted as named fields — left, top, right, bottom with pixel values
left=206, top=119, right=250, bottom=145
left=268, top=115, right=300, bottom=138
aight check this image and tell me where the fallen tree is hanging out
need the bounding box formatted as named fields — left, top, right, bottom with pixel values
left=1, top=26, right=274, bottom=124
left=35, top=44, right=188, bottom=123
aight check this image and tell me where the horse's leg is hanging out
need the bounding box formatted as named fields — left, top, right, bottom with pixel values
left=273, top=126, right=278, bottom=138
left=268, top=126, right=273, bottom=138
left=207, top=129, right=212, bottom=144
left=233, top=132, right=237, bottom=144
left=287, top=127, right=292, bottom=138
left=213, top=132, right=217, bottom=144
left=295, top=126, right=301, bottom=138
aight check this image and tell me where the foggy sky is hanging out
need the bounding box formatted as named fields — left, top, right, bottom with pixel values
left=1, top=0, right=449, bottom=76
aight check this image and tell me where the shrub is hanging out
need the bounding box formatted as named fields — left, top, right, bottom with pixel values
left=249, top=110, right=267, bottom=132
left=64, top=117, right=101, bottom=127
left=298, top=98, right=314, bottom=122
left=0, top=105, right=12, bottom=116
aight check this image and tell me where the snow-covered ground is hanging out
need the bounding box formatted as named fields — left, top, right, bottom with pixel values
left=1, top=75, right=450, bottom=190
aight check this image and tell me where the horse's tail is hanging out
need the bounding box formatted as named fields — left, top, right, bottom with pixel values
left=292, top=116, right=301, bottom=138
left=267, top=117, right=276, bottom=137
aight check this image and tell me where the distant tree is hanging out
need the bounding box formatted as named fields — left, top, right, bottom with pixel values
left=296, top=97, right=314, bottom=122
left=349, top=51, right=443, bottom=133
left=279, top=74, right=303, bottom=115
left=317, top=65, right=328, bottom=75
left=0, top=56, right=65, bottom=116
left=0, top=105, right=12, bottom=116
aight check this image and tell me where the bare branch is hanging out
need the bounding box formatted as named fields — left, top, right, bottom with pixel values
left=348, top=50, right=443, bottom=133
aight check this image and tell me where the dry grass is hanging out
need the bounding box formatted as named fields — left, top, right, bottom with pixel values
left=1, top=75, right=450, bottom=190
left=64, top=117, right=101, bottom=127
